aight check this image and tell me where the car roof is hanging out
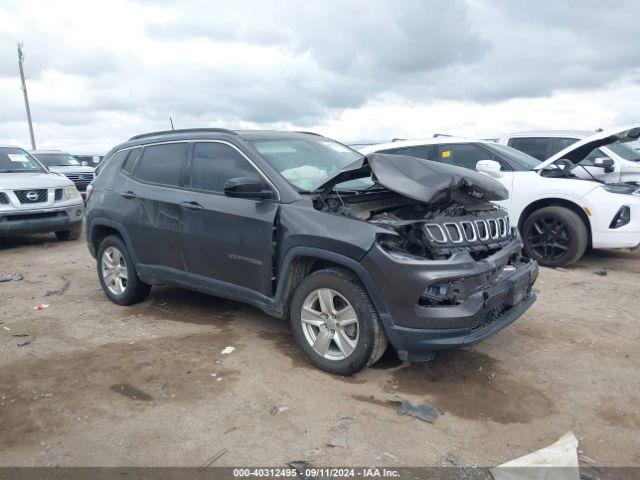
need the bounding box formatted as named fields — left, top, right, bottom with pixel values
left=358, top=137, right=477, bottom=154
left=501, top=130, right=596, bottom=139
left=112, top=128, right=331, bottom=152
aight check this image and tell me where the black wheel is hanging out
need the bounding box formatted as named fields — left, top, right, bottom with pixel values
left=97, top=235, right=150, bottom=305
left=522, top=206, right=588, bottom=267
left=55, top=225, right=81, bottom=241
left=289, top=267, right=388, bottom=375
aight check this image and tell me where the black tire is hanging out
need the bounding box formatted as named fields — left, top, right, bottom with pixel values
left=289, top=267, right=388, bottom=375
left=55, top=225, right=81, bottom=241
left=522, top=206, right=588, bottom=267
left=97, top=235, right=150, bottom=305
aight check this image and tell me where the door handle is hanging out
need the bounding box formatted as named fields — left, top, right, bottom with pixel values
left=181, top=201, right=203, bottom=211
left=120, top=191, right=137, bottom=199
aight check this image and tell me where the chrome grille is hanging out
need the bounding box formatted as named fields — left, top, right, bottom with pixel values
left=425, top=215, right=510, bottom=245
left=14, top=189, right=48, bottom=204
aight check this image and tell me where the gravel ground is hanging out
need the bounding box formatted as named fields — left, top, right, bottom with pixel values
left=1, top=232, right=639, bottom=467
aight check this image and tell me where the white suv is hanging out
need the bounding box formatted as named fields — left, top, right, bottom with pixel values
left=358, top=127, right=640, bottom=267
left=0, top=146, right=85, bottom=240
left=498, top=129, right=640, bottom=184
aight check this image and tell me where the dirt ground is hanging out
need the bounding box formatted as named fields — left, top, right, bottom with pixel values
left=0, top=231, right=639, bottom=468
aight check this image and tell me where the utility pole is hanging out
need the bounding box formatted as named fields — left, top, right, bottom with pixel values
left=17, top=42, right=36, bottom=150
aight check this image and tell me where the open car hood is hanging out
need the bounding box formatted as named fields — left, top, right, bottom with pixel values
left=314, top=153, right=508, bottom=203
left=534, top=126, right=640, bottom=170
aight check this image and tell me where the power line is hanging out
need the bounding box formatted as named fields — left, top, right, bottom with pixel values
left=17, top=42, right=36, bottom=150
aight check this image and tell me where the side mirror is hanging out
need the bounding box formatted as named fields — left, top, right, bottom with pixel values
left=476, top=159, right=503, bottom=178
left=224, top=177, right=273, bottom=199
left=593, top=157, right=614, bottom=173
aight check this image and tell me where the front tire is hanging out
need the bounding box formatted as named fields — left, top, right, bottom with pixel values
left=289, top=267, right=388, bottom=375
left=522, top=206, right=588, bottom=267
left=97, top=235, right=150, bottom=305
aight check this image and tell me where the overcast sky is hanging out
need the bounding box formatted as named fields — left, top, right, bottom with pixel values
left=1, top=0, right=639, bottom=153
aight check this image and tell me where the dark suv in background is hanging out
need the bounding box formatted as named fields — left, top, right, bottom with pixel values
left=85, top=129, right=538, bottom=375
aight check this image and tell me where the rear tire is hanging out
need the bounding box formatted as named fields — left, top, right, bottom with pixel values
left=289, top=267, right=388, bottom=375
left=55, top=225, right=81, bottom=241
left=97, top=235, right=150, bottom=305
left=522, top=206, right=588, bottom=267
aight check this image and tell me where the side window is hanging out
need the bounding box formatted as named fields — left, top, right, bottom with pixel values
left=554, top=137, right=579, bottom=154
left=95, top=150, right=128, bottom=181
left=434, top=144, right=493, bottom=170
left=379, top=145, right=434, bottom=160
left=121, top=148, right=141, bottom=175
left=509, top=137, right=550, bottom=160
left=134, top=143, right=189, bottom=187
left=190, top=142, right=260, bottom=193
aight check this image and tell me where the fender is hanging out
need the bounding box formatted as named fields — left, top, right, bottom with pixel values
left=87, top=217, right=140, bottom=266
left=271, top=246, right=393, bottom=325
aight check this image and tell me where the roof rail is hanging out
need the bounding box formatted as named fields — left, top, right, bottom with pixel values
left=294, top=131, right=324, bottom=137
left=391, top=138, right=406, bottom=142
left=128, top=128, right=237, bottom=141
left=433, top=133, right=453, bottom=138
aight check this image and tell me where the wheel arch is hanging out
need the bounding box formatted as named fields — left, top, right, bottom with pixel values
left=88, top=219, right=140, bottom=264
left=518, top=198, right=592, bottom=248
left=274, top=247, right=392, bottom=326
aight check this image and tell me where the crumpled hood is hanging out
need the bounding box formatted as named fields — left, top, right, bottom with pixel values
left=535, top=126, right=640, bottom=170
left=315, top=153, right=509, bottom=203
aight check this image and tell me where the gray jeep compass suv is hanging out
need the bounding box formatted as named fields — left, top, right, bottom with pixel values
left=86, top=129, right=538, bottom=375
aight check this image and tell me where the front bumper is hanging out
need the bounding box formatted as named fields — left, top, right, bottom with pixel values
left=0, top=204, right=85, bottom=236
left=361, top=236, right=538, bottom=359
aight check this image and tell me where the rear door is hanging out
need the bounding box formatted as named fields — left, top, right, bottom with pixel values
left=120, top=142, right=189, bottom=277
left=180, top=141, right=278, bottom=297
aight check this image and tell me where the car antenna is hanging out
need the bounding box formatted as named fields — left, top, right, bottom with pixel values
left=169, top=116, right=175, bottom=130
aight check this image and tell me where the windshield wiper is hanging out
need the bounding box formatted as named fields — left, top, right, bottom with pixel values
left=0, top=169, right=34, bottom=173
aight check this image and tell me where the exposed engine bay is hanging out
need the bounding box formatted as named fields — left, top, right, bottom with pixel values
left=315, top=189, right=515, bottom=261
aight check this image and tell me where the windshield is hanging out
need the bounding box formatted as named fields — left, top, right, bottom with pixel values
left=33, top=152, right=81, bottom=167
left=603, top=141, right=640, bottom=162
left=250, top=138, right=372, bottom=191
left=486, top=142, right=541, bottom=169
left=0, top=147, right=46, bottom=173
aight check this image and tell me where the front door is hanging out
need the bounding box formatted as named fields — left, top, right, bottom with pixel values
left=180, top=141, right=278, bottom=297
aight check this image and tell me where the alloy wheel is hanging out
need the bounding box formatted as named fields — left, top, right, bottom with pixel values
left=101, top=246, right=128, bottom=295
left=528, top=216, right=571, bottom=261
left=300, top=288, right=359, bottom=361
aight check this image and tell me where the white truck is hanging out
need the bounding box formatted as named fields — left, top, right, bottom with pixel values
left=0, top=146, right=84, bottom=240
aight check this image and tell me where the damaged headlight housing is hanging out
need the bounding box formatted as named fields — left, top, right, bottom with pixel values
left=419, top=266, right=505, bottom=307
left=63, top=185, right=80, bottom=201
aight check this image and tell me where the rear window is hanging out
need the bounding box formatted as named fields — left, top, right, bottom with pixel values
left=134, top=143, right=189, bottom=186
left=509, top=137, right=550, bottom=160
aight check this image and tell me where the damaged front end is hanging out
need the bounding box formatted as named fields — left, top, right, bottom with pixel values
left=313, top=153, right=538, bottom=360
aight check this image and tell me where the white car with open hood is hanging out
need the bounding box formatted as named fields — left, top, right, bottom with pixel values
left=497, top=128, right=640, bottom=184
left=0, top=146, right=85, bottom=240
left=358, top=126, right=640, bottom=267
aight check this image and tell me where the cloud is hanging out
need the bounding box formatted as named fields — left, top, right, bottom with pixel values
left=0, top=0, right=638, bottom=152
